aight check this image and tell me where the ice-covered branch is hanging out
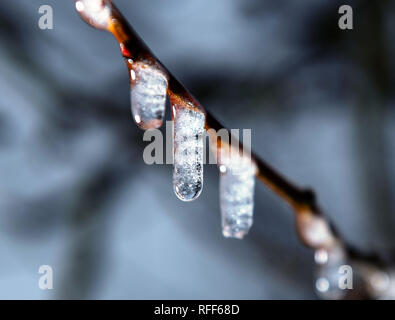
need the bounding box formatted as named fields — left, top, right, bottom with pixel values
left=74, top=0, right=395, bottom=299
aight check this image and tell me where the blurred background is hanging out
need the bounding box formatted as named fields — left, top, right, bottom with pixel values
left=0, top=0, right=394, bottom=299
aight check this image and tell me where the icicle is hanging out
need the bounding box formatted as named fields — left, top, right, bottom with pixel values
left=75, top=0, right=111, bottom=30
left=128, top=62, right=168, bottom=129
left=219, top=156, right=256, bottom=239
left=172, top=104, right=205, bottom=201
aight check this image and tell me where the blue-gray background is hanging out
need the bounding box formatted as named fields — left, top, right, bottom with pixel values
left=0, top=0, right=394, bottom=299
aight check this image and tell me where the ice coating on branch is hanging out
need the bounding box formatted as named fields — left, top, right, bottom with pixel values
left=75, top=0, right=111, bottom=30
left=173, top=106, right=205, bottom=201
left=130, top=63, right=168, bottom=129
left=220, top=156, right=256, bottom=239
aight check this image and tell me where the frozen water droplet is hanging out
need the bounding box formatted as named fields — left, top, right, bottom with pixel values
left=129, top=63, right=168, bottom=129
left=315, top=277, right=330, bottom=293
left=75, top=0, right=111, bottom=30
left=314, top=249, right=329, bottom=265
left=173, top=106, right=205, bottom=201
left=220, top=157, right=256, bottom=239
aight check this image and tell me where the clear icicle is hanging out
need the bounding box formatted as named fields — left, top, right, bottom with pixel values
left=220, top=157, right=256, bottom=239
left=173, top=106, right=205, bottom=201
left=129, top=63, right=168, bottom=129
